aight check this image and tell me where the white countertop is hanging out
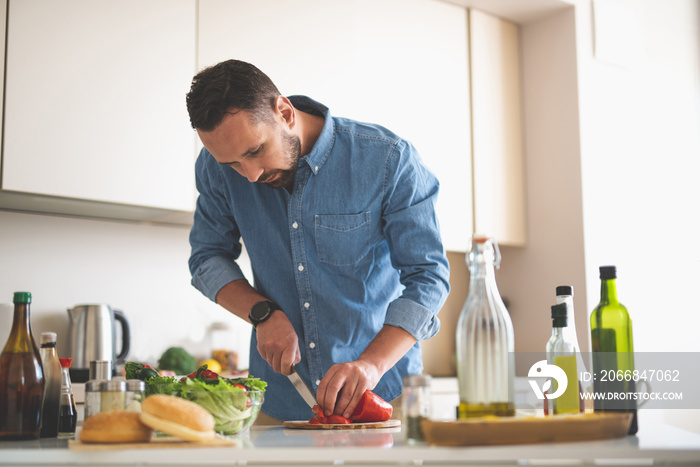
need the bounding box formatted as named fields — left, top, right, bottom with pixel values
left=1, top=410, right=699, bottom=466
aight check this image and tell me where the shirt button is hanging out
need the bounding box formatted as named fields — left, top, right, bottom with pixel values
left=315, top=380, right=321, bottom=386
left=309, top=342, right=316, bottom=349
left=292, top=222, right=298, bottom=229
left=304, top=302, right=310, bottom=309
left=297, top=264, right=304, bottom=272
left=315, top=166, right=319, bottom=172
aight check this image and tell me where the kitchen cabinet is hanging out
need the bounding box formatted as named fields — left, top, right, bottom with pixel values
left=469, top=9, right=527, bottom=246
left=198, top=0, right=526, bottom=251
left=0, top=0, right=196, bottom=224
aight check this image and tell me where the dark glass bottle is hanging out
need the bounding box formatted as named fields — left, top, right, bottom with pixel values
left=39, top=332, right=61, bottom=438
left=590, top=266, right=638, bottom=435
left=0, top=292, right=45, bottom=440
left=58, top=358, right=77, bottom=439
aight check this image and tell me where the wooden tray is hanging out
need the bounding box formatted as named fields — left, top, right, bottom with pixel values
left=283, top=419, right=401, bottom=430
left=421, top=413, right=631, bottom=446
left=69, top=435, right=239, bottom=451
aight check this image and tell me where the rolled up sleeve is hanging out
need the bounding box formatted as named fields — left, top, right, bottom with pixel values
left=191, top=255, right=247, bottom=302
left=189, top=148, right=246, bottom=303
left=385, top=298, right=441, bottom=341
left=381, top=139, right=450, bottom=341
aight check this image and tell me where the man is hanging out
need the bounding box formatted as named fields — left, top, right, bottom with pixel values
left=186, top=59, right=449, bottom=422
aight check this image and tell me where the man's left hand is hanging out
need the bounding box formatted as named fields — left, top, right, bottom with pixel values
left=316, top=359, right=380, bottom=419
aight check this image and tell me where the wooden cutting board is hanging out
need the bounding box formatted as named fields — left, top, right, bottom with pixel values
left=283, top=419, right=401, bottom=430
left=68, top=435, right=239, bottom=451
left=421, top=412, right=631, bottom=446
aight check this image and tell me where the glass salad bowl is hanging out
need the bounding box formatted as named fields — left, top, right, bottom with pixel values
left=184, top=389, right=264, bottom=435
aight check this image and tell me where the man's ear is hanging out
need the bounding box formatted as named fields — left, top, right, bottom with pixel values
left=275, top=95, right=295, bottom=129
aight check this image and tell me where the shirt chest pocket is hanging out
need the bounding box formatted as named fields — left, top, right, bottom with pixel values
left=314, top=212, right=371, bottom=266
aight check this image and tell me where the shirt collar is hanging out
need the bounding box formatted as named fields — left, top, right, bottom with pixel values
left=288, top=95, right=334, bottom=175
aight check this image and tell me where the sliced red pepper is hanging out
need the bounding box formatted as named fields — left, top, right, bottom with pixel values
left=350, top=390, right=392, bottom=422
left=309, top=405, right=327, bottom=424
left=325, top=414, right=352, bottom=424
left=307, top=405, right=356, bottom=424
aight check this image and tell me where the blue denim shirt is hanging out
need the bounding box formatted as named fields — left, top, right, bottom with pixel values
left=189, top=96, right=449, bottom=421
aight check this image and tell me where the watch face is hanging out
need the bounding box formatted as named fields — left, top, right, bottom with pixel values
left=251, top=301, right=271, bottom=321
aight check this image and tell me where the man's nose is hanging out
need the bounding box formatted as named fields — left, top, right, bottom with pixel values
left=240, top=160, right=264, bottom=183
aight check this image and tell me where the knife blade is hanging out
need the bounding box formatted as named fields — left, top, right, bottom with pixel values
left=287, top=366, right=317, bottom=408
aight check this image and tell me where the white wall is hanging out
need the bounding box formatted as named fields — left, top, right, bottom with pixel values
left=0, top=211, right=252, bottom=370
left=495, top=6, right=588, bottom=360
left=574, top=0, right=700, bottom=353
left=492, top=0, right=700, bottom=362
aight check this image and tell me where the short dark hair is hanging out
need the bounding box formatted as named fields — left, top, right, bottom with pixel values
left=186, top=60, right=281, bottom=131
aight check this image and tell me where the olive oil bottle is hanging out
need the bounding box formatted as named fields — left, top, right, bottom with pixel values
left=0, top=292, right=45, bottom=440
left=546, top=303, right=580, bottom=414
left=456, top=236, right=515, bottom=418
left=590, top=266, right=638, bottom=435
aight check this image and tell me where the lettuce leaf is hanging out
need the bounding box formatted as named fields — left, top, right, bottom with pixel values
left=180, top=378, right=252, bottom=434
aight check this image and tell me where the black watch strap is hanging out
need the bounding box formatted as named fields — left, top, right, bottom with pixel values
left=248, top=300, right=281, bottom=329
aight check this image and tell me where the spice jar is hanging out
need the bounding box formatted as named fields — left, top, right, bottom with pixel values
left=84, top=380, right=102, bottom=421
left=100, top=380, right=126, bottom=412
left=402, top=374, right=432, bottom=445
left=89, top=360, right=113, bottom=381
left=125, top=379, right=145, bottom=412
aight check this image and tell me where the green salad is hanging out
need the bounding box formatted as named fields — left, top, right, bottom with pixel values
left=126, top=362, right=266, bottom=435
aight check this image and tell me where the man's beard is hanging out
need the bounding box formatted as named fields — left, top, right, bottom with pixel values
left=260, top=130, right=302, bottom=189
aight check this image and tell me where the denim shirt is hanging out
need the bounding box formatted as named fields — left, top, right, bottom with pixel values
left=189, top=96, right=450, bottom=421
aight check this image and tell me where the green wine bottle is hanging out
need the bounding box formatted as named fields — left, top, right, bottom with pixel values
left=590, top=266, right=638, bottom=435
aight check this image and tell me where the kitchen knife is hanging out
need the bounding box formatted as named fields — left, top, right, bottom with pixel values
left=287, top=366, right=317, bottom=408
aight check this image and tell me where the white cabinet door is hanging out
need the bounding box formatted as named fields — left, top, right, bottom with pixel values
left=3, top=0, right=196, bottom=212
left=469, top=9, right=527, bottom=246
left=198, top=0, right=473, bottom=252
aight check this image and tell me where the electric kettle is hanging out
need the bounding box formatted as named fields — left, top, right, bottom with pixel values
left=67, top=304, right=130, bottom=378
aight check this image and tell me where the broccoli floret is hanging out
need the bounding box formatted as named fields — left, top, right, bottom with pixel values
left=157, top=346, right=196, bottom=375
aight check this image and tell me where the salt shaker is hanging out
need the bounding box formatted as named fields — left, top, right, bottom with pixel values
left=84, top=380, right=102, bottom=420
left=402, top=374, right=432, bottom=445
left=125, top=379, right=145, bottom=412
left=100, top=380, right=126, bottom=412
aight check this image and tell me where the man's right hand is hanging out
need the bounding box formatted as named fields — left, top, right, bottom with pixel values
left=255, top=309, right=301, bottom=375
left=215, top=279, right=301, bottom=376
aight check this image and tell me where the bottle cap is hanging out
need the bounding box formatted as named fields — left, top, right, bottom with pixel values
left=59, top=358, right=72, bottom=368
left=41, top=332, right=57, bottom=344
left=90, top=360, right=113, bottom=380
left=100, top=380, right=126, bottom=392
left=13, top=291, right=31, bottom=303
left=599, top=265, right=617, bottom=280
left=85, top=380, right=101, bottom=392
left=126, top=379, right=146, bottom=392
left=403, top=374, right=432, bottom=387
left=555, top=285, right=573, bottom=297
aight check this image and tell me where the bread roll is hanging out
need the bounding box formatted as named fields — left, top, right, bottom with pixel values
left=140, top=394, right=215, bottom=442
left=80, top=411, right=153, bottom=444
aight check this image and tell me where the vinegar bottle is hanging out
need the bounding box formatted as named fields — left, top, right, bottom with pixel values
left=456, top=236, right=515, bottom=418
left=0, top=292, right=45, bottom=440
left=555, top=286, right=593, bottom=412
left=590, top=265, right=638, bottom=434
left=39, top=332, right=62, bottom=438
left=58, top=358, right=77, bottom=439
left=545, top=303, right=579, bottom=414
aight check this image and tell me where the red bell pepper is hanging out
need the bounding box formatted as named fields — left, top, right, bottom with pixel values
left=308, top=405, right=351, bottom=424
left=350, top=390, right=393, bottom=422
left=180, top=364, right=220, bottom=382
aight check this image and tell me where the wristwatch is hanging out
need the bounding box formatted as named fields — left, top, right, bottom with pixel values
left=248, top=300, right=282, bottom=329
